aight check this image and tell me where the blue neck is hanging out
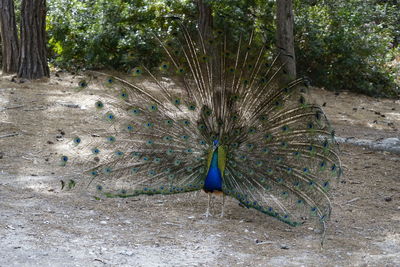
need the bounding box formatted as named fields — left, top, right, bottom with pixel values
left=204, top=149, right=223, bottom=192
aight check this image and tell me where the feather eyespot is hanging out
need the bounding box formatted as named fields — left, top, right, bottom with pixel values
left=78, top=80, right=87, bottom=88
left=130, top=108, right=141, bottom=115
left=176, top=68, right=185, bottom=74
left=73, top=137, right=81, bottom=145
left=104, top=167, right=112, bottom=174
left=132, top=67, right=143, bottom=76
left=105, top=112, right=115, bottom=121
left=60, top=155, right=68, bottom=166
left=159, top=62, right=170, bottom=71
left=95, top=101, right=104, bottom=109
left=120, top=91, right=128, bottom=100
left=248, top=127, right=256, bottom=134
left=174, top=98, right=181, bottom=105
left=106, top=136, right=116, bottom=142
left=144, top=122, right=154, bottom=128
left=188, top=104, right=196, bottom=110
left=149, top=104, right=158, bottom=111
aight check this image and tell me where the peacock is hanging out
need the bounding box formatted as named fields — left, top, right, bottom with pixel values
left=60, top=23, right=342, bottom=240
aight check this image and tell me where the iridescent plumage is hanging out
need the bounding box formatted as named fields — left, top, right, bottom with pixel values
left=62, top=23, right=342, bottom=240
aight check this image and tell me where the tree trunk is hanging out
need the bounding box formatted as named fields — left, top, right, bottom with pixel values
left=197, top=0, right=213, bottom=40
left=0, top=0, right=19, bottom=74
left=276, top=0, right=296, bottom=79
left=17, top=0, right=49, bottom=79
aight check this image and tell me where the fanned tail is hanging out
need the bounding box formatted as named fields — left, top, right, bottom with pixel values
left=61, top=22, right=341, bottom=238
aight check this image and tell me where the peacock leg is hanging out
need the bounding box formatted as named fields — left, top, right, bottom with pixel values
left=204, top=193, right=212, bottom=218
left=220, top=193, right=225, bottom=218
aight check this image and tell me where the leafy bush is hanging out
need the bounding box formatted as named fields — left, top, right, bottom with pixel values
left=47, top=0, right=399, bottom=97
left=294, top=0, right=399, bottom=97
left=47, top=0, right=196, bottom=71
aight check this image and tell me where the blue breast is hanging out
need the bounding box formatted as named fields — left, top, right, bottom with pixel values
left=204, top=150, right=223, bottom=192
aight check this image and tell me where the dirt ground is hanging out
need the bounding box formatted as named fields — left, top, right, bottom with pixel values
left=0, top=72, right=399, bottom=267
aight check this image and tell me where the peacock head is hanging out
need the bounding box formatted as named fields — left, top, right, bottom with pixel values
left=213, top=140, right=219, bottom=149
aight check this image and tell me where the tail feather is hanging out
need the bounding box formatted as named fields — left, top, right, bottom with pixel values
left=62, top=23, right=342, bottom=237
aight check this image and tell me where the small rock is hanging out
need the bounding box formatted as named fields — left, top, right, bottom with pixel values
left=100, top=221, right=107, bottom=225
left=384, top=197, right=392, bottom=202
left=280, top=244, right=289, bottom=249
left=6, top=225, right=16, bottom=230
left=120, top=251, right=134, bottom=256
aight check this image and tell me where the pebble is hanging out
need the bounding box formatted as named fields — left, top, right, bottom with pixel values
left=384, top=197, right=392, bottom=202
left=120, top=251, right=134, bottom=256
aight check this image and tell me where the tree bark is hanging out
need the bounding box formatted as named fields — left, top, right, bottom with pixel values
left=0, top=0, right=19, bottom=74
left=197, top=0, right=213, bottom=40
left=17, top=0, right=49, bottom=79
left=276, top=0, right=296, bottom=79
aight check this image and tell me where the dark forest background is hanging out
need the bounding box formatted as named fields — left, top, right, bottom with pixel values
left=1, top=0, right=399, bottom=97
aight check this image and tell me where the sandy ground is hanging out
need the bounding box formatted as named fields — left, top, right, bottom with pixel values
left=0, top=72, right=399, bottom=267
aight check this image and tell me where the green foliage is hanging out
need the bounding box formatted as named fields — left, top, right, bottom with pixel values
left=47, top=0, right=196, bottom=70
left=47, top=0, right=399, bottom=97
left=295, top=0, right=399, bottom=97
left=208, top=0, right=276, bottom=49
